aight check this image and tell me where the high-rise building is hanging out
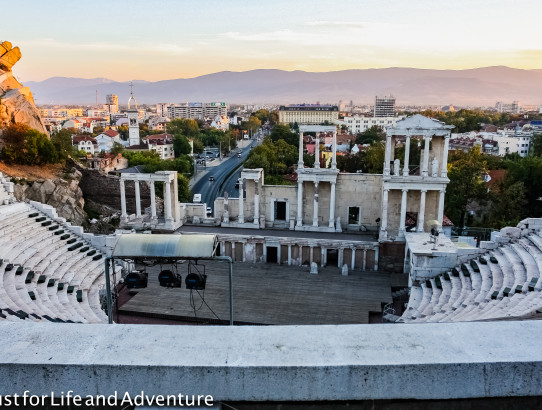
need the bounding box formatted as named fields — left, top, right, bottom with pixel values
left=278, top=104, right=339, bottom=124
left=374, top=96, right=395, bottom=117
left=106, top=94, right=119, bottom=113
left=166, top=102, right=227, bottom=120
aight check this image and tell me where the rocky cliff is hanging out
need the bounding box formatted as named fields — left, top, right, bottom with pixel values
left=12, top=168, right=86, bottom=225
left=0, top=41, right=47, bottom=134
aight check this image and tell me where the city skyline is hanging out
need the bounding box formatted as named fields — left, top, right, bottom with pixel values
left=5, top=0, right=542, bottom=82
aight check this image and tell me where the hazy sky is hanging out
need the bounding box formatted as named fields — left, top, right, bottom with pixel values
left=4, top=0, right=542, bottom=82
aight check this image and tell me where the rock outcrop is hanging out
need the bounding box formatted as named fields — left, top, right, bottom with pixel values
left=12, top=169, right=86, bottom=225
left=0, top=41, right=47, bottom=134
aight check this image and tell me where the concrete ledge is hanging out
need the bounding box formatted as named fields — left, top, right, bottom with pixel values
left=1, top=321, right=542, bottom=401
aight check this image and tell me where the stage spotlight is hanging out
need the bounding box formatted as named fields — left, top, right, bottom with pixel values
left=185, top=272, right=207, bottom=290
left=125, top=271, right=148, bottom=289
left=158, top=269, right=182, bottom=288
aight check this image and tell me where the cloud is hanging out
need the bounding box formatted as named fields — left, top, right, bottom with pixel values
left=303, top=20, right=365, bottom=28
left=21, top=39, right=191, bottom=55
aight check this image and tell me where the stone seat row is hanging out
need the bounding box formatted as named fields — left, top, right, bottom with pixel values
left=399, top=232, right=542, bottom=323
left=0, top=204, right=109, bottom=323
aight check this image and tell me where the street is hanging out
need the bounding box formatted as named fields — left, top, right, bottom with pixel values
left=191, top=134, right=261, bottom=210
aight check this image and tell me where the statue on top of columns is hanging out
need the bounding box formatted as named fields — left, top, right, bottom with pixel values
left=393, top=158, right=400, bottom=176
left=431, top=158, right=439, bottom=177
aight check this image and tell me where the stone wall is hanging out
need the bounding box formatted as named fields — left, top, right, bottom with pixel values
left=2, top=321, right=542, bottom=401
left=379, top=241, right=406, bottom=273
left=79, top=169, right=153, bottom=215
left=13, top=172, right=86, bottom=225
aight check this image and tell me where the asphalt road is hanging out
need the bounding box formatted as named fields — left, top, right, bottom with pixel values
left=191, top=137, right=258, bottom=210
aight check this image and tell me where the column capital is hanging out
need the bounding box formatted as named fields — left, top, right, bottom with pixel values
left=420, top=189, right=428, bottom=193
left=402, top=188, right=409, bottom=193
left=383, top=188, right=390, bottom=193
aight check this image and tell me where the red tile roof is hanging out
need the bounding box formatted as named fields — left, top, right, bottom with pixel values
left=73, top=135, right=97, bottom=144
left=103, top=129, right=119, bottom=138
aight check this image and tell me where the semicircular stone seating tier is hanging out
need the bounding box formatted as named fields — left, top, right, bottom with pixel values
left=0, top=202, right=109, bottom=323
left=399, top=228, right=542, bottom=323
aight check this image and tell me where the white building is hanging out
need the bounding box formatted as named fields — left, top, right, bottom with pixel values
left=340, top=116, right=403, bottom=134
left=210, top=115, right=229, bottom=131
left=95, top=129, right=122, bottom=153
left=72, top=135, right=97, bottom=155
left=484, top=132, right=531, bottom=157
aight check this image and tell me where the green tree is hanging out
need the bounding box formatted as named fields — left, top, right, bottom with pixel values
left=173, top=134, right=192, bottom=156
left=167, top=118, right=199, bottom=139
left=356, top=126, right=385, bottom=145
left=110, top=142, right=125, bottom=156
left=177, top=174, right=192, bottom=203
left=50, top=129, right=77, bottom=159
left=364, top=141, right=385, bottom=174
left=504, top=156, right=542, bottom=218
left=270, top=124, right=298, bottom=147
left=244, top=115, right=262, bottom=135
left=337, top=152, right=363, bottom=173
left=445, top=146, right=489, bottom=226
left=487, top=181, right=527, bottom=228
left=531, top=132, right=542, bottom=157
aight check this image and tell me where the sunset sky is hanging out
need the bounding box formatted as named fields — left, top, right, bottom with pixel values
left=5, top=0, right=542, bottom=82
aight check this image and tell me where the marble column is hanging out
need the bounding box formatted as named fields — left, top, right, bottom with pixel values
left=164, top=181, right=172, bottom=221
left=287, top=244, right=292, bottom=266
left=399, top=189, right=408, bottom=237
left=422, top=135, right=431, bottom=177
left=119, top=179, right=127, bottom=221
left=150, top=181, right=157, bottom=221
left=438, top=189, right=445, bottom=224
left=238, top=178, right=244, bottom=224
left=314, top=136, right=320, bottom=168
left=277, top=245, right=281, bottom=264
left=380, top=188, right=389, bottom=238
left=338, top=248, right=344, bottom=268
left=134, top=180, right=141, bottom=218
left=321, top=247, right=325, bottom=268
left=299, top=244, right=303, bottom=266
left=384, top=134, right=392, bottom=176
left=313, top=182, right=319, bottom=227
left=374, top=247, right=379, bottom=271
left=241, top=242, right=246, bottom=262
left=332, top=131, right=337, bottom=169
left=403, top=132, right=411, bottom=176
left=309, top=246, right=314, bottom=265
left=418, top=189, right=427, bottom=232
left=441, top=135, right=450, bottom=178
left=220, top=241, right=225, bottom=256
left=329, top=181, right=336, bottom=229
left=231, top=241, right=236, bottom=262
left=253, top=179, right=259, bottom=225
left=298, top=132, right=304, bottom=168
left=263, top=244, right=267, bottom=262
left=351, top=248, right=356, bottom=270
left=296, top=181, right=303, bottom=227
left=363, top=249, right=367, bottom=271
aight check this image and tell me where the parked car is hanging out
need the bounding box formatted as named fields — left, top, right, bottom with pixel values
left=193, top=194, right=202, bottom=203
left=208, top=176, right=215, bottom=182
left=206, top=207, right=212, bottom=216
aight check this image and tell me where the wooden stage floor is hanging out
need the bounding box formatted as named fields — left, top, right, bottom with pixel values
left=118, top=261, right=393, bottom=325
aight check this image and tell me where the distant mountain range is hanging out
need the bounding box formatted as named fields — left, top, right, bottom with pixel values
left=25, top=66, right=542, bottom=106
